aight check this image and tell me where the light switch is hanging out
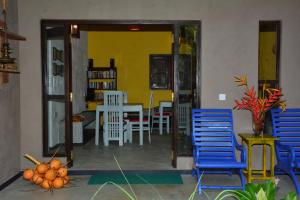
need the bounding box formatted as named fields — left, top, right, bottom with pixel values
left=219, top=94, right=226, bottom=101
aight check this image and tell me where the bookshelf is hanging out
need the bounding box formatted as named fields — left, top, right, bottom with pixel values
left=86, top=67, right=117, bottom=110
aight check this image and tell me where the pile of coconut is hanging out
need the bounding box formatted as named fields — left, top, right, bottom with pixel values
left=23, top=154, right=69, bottom=190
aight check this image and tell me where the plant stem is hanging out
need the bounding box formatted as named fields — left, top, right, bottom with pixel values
left=113, top=155, right=137, bottom=200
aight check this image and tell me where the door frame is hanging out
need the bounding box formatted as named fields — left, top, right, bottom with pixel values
left=41, top=19, right=201, bottom=168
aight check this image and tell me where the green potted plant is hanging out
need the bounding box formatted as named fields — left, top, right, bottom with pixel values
left=215, top=180, right=296, bottom=200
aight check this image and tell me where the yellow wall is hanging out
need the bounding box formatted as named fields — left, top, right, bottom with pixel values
left=88, top=31, right=173, bottom=108
left=259, top=32, right=277, bottom=80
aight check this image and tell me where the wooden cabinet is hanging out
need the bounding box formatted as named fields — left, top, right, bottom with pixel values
left=86, top=67, right=117, bottom=110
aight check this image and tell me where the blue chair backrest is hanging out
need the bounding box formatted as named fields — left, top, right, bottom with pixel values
left=271, top=108, right=300, bottom=159
left=192, top=109, right=236, bottom=160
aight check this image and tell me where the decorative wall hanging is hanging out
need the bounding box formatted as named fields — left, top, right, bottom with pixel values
left=0, top=0, right=26, bottom=84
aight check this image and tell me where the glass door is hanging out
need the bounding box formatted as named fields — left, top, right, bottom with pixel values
left=41, top=21, right=73, bottom=166
left=172, top=22, right=200, bottom=167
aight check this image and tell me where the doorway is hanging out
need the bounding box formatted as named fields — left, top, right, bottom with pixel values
left=258, top=21, right=281, bottom=134
left=41, top=20, right=201, bottom=169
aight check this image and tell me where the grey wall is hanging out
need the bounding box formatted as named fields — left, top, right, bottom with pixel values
left=72, top=31, right=88, bottom=115
left=17, top=0, right=300, bottom=168
left=0, top=0, right=20, bottom=184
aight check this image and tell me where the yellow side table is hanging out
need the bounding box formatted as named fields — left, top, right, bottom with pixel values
left=238, top=133, right=277, bottom=183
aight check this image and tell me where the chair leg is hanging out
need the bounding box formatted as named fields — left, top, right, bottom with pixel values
left=148, top=127, right=151, bottom=144
left=128, top=124, right=132, bottom=143
left=124, top=120, right=129, bottom=143
left=166, top=116, right=170, bottom=134
left=192, top=168, right=198, bottom=177
left=238, top=169, right=246, bottom=190
left=119, top=136, right=123, bottom=146
left=196, top=168, right=202, bottom=194
left=119, top=122, right=124, bottom=146
left=104, top=125, right=109, bottom=146
left=151, top=118, right=154, bottom=134
left=289, top=170, right=300, bottom=195
left=124, top=128, right=127, bottom=143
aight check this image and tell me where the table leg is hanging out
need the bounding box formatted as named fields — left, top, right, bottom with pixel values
left=95, top=109, right=99, bottom=145
left=247, top=143, right=252, bottom=183
left=263, top=144, right=266, bottom=178
left=271, top=143, right=275, bottom=177
left=104, top=112, right=108, bottom=146
left=159, top=105, right=163, bottom=135
left=139, top=109, right=143, bottom=145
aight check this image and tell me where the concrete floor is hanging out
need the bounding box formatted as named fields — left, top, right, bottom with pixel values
left=0, top=174, right=298, bottom=199
left=72, top=131, right=173, bottom=170
left=1, top=130, right=298, bottom=199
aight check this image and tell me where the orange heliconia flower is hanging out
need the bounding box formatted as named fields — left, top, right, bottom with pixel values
left=234, top=75, right=248, bottom=87
left=233, top=75, right=286, bottom=122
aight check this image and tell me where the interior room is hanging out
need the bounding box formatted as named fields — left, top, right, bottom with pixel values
left=2, top=0, right=300, bottom=199
left=71, top=24, right=175, bottom=170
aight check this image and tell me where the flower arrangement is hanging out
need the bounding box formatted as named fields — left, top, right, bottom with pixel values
left=233, top=75, right=286, bottom=135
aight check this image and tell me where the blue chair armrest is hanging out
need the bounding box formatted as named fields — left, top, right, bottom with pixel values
left=236, top=144, right=246, bottom=163
left=276, top=142, right=295, bottom=165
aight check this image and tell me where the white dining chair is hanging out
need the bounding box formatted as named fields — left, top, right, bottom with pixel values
left=151, top=92, right=171, bottom=134
left=103, top=91, right=128, bottom=146
left=122, top=91, right=128, bottom=118
left=126, top=93, right=152, bottom=144
left=123, top=91, right=128, bottom=104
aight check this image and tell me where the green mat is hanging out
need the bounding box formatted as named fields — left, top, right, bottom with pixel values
left=88, top=172, right=183, bottom=185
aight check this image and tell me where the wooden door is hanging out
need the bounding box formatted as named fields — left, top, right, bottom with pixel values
left=172, top=22, right=201, bottom=167
left=41, top=21, right=73, bottom=166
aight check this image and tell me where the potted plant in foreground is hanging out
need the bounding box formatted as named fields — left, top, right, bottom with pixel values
left=215, top=180, right=297, bottom=200
left=233, top=75, right=286, bottom=136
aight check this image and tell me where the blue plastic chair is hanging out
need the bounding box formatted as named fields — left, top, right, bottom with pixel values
left=271, top=108, right=300, bottom=194
left=192, top=109, right=246, bottom=194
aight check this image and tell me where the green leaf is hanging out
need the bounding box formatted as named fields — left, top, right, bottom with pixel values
left=214, top=181, right=295, bottom=200
left=256, top=188, right=268, bottom=200
left=281, top=192, right=297, bottom=200
left=214, top=190, right=251, bottom=200
left=261, top=180, right=275, bottom=200
left=245, top=183, right=260, bottom=199
left=89, top=181, right=136, bottom=200
left=236, top=191, right=252, bottom=200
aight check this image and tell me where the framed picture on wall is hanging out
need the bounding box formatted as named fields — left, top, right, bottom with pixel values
left=149, top=54, right=172, bottom=90
left=52, top=47, right=64, bottom=62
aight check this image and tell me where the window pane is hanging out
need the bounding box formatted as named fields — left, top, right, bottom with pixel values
left=47, top=99, right=66, bottom=155
left=45, top=25, right=65, bottom=95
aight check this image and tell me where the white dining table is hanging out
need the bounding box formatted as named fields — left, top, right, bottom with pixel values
left=95, top=104, right=144, bottom=146
left=159, top=101, right=172, bottom=135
